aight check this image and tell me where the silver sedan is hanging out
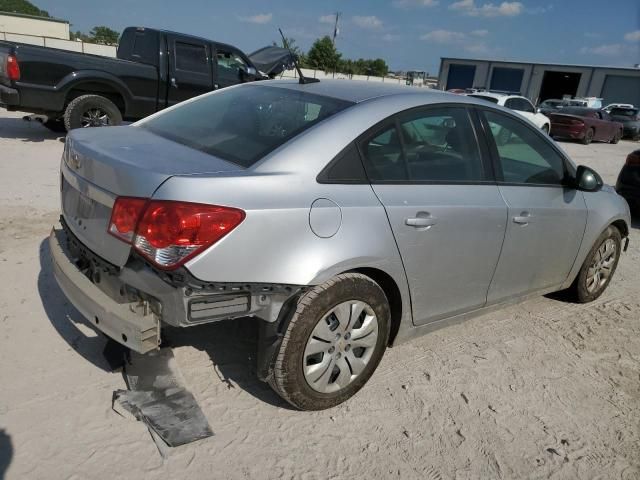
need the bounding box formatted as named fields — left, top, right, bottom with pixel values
left=50, top=80, right=631, bottom=410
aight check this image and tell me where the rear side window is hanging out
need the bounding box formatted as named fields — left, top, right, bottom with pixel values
left=505, top=98, right=534, bottom=113
left=175, top=42, right=208, bottom=73
left=140, top=85, right=352, bottom=167
left=483, top=110, right=566, bottom=185
left=360, top=107, right=485, bottom=183
left=318, top=144, right=367, bottom=184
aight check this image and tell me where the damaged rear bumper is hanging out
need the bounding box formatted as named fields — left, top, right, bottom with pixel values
left=49, top=227, right=160, bottom=353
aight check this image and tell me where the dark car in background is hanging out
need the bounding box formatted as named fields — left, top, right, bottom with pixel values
left=549, top=107, right=623, bottom=145
left=616, top=149, right=640, bottom=213
left=0, top=26, right=294, bottom=131
left=538, top=98, right=565, bottom=116
left=608, top=107, right=640, bottom=140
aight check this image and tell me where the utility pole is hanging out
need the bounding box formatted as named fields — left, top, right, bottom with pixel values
left=332, top=12, right=341, bottom=45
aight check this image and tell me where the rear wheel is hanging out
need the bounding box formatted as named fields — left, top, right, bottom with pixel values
left=568, top=226, right=622, bottom=303
left=581, top=128, right=594, bottom=145
left=269, top=273, right=390, bottom=410
left=64, top=94, right=122, bottom=131
left=610, top=129, right=622, bottom=144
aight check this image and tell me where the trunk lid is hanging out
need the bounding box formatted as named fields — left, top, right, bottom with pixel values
left=62, top=125, right=242, bottom=267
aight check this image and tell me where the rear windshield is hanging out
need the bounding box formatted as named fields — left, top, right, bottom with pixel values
left=610, top=108, right=638, bottom=117
left=140, top=85, right=353, bottom=167
left=469, top=94, right=499, bottom=104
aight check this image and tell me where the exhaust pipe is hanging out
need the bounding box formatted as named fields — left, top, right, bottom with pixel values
left=22, top=114, right=49, bottom=124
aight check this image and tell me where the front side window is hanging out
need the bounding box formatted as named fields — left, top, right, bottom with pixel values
left=216, top=50, right=248, bottom=80
left=483, top=110, right=566, bottom=186
left=140, top=85, right=352, bottom=168
left=175, top=42, right=208, bottom=73
left=361, top=107, right=484, bottom=182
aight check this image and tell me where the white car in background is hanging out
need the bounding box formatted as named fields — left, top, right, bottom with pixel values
left=468, top=92, right=552, bottom=133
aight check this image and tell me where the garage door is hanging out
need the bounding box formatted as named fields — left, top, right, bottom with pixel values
left=601, top=75, right=640, bottom=107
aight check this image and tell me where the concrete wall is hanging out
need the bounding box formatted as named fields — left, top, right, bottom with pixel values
left=0, top=32, right=117, bottom=57
left=280, top=68, right=424, bottom=86
left=439, top=58, right=640, bottom=105
left=0, top=13, right=69, bottom=39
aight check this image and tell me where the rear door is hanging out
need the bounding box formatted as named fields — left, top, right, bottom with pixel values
left=479, top=109, right=588, bottom=303
left=360, top=105, right=507, bottom=325
left=166, top=35, right=213, bottom=106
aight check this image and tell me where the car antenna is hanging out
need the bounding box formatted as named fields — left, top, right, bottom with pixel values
left=279, top=28, right=319, bottom=85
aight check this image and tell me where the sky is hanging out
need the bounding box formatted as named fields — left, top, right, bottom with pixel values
left=34, top=0, right=640, bottom=73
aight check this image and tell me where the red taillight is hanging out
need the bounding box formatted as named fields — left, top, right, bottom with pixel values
left=108, top=197, right=147, bottom=243
left=626, top=151, right=640, bottom=166
left=108, top=198, right=245, bottom=269
left=6, top=54, right=20, bottom=81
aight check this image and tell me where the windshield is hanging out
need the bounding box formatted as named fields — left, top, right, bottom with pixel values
left=469, top=94, right=499, bottom=104
left=140, top=85, right=353, bottom=168
left=610, top=108, right=638, bottom=117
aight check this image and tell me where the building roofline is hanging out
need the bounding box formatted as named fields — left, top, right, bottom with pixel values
left=0, top=10, right=69, bottom=24
left=440, top=57, right=640, bottom=72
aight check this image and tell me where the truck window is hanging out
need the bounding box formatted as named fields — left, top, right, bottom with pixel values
left=216, top=49, right=248, bottom=83
left=175, top=42, right=209, bottom=74
left=132, top=31, right=157, bottom=61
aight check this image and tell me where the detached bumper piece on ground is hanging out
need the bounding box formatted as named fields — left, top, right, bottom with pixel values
left=112, top=347, right=213, bottom=449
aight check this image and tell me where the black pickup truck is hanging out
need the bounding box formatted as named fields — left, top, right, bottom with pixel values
left=0, top=26, right=293, bottom=131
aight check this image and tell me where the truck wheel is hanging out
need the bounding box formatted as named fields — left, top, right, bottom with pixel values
left=64, top=95, right=122, bottom=131
left=269, top=273, right=390, bottom=410
left=42, top=118, right=67, bottom=133
left=581, top=128, right=594, bottom=145
left=568, top=225, right=621, bottom=303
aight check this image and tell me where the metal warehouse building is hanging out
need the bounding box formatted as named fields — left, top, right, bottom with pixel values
left=438, top=57, right=640, bottom=107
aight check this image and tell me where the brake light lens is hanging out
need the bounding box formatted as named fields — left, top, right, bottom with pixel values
left=626, top=151, right=640, bottom=166
left=108, top=198, right=245, bottom=269
left=6, top=54, right=20, bottom=81
left=108, top=197, right=147, bottom=242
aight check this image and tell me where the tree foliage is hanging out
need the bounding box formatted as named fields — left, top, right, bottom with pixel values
left=306, top=36, right=341, bottom=71
left=71, top=26, right=120, bottom=45
left=0, top=0, right=49, bottom=17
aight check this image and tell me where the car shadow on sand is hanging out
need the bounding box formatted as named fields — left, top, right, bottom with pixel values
left=36, top=237, right=292, bottom=409
left=0, top=116, right=64, bottom=142
left=0, top=428, right=12, bottom=480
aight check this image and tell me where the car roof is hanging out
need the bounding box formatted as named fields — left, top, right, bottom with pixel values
left=263, top=79, right=458, bottom=104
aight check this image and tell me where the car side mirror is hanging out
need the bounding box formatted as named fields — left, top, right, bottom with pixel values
left=574, top=165, right=603, bottom=192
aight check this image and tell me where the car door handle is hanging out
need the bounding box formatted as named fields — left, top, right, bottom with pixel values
left=513, top=212, right=532, bottom=225
left=405, top=217, right=437, bottom=228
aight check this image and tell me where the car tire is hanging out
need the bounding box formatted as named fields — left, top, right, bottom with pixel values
left=610, top=130, right=622, bottom=144
left=581, top=128, right=594, bottom=145
left=64, top=94, right=123, bottom=131
left=269, top=273, right=390, bottom=411
left=569, top=225, right=622, bottom=303
left=42, top=118, right=67, bottom=133
left=541, top=124, right=550, bottom=135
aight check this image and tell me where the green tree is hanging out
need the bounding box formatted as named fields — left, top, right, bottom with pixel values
left=88, top=26, right=120, bottom=45
left=0, top=0, right=49, bottom=16
left=306, top=36, right=341, bottom=72
left=368, top=58, right=389, bottom=77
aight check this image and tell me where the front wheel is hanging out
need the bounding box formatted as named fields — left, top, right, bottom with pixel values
left=269, top=273, right=390, bottom=410
left=64, top=94, right=123, bottom=131
left=569, top=226, right=622, bottom=303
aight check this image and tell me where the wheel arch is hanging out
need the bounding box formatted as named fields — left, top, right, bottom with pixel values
left=346, top=267, right=404, bottom=346
left=611, top=218, right=629, bottom=238
left=58, top=71, right=132, bottom=114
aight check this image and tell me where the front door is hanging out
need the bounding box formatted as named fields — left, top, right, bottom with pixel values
left=167, top=35, right=213, bottom=106
left=360, top=106, right=507, bottom=325
left=479, top=109, right=588, bottom=303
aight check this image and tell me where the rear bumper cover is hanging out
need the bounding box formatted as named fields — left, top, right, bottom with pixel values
left=49, top=227, right=160, bottom=353
left=0, top=84, right=19, bottom=107
left=550, top=124, right=584, bottom=139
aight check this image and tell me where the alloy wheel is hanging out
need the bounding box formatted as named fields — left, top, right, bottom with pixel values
left=303, top=300, right=378, bottom=394
left=80, top=108, right=111, bottom=128
left=586, top=238, right=617, bottom=293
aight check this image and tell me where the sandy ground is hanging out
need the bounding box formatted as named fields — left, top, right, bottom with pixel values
left=0, top=109, right=639, bottom=480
